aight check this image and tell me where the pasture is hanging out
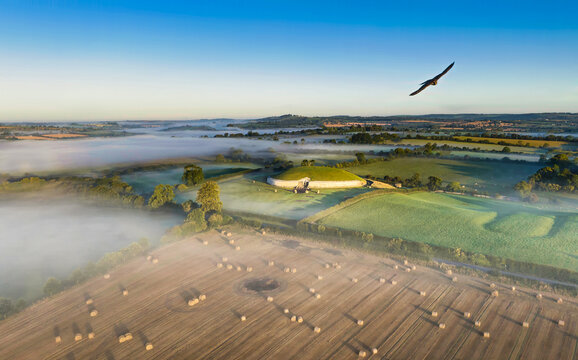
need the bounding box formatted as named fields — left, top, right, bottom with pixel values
left=385, top=139, right=540, bottom=154
left=0, top=229, right=575, bottom=359
left=349, top=158, right=542, bottom=194
left=179, top=173, right=370, bottom=220
left=316, top=192, right=578, bottom=271
left=122, top=163, right=259, bottom=194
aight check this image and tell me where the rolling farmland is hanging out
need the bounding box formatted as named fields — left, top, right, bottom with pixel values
left=0, top=228, right=576, bottom=360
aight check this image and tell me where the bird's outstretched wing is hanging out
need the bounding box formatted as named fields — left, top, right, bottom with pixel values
left=432, top=62, right=454, bottom=81
left=410, top=81, right=432, bottom=96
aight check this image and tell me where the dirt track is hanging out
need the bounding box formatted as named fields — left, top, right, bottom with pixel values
left=0, top=228, right=576, bottom=360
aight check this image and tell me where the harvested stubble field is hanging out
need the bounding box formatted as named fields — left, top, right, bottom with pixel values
left=0, top=228, right=576, bottom=360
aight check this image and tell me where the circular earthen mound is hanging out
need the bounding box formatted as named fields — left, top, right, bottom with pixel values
left=235, top=277, right=287, bottom=297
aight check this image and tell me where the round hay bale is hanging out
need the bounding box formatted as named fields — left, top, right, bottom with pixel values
left=217, top=263, right=223, bottom=268
left=557, top=298, right=563, bottom=304
left=274, top=189, right=277, bottom=193
left=522, top=321, right=529, bottom=328
left=536, top=293, right=543, bottom=299
left=317, top=275, right=323, bottom=280
left=290, top=315, right=297, bottom=322
left=226, top=232, right=232, bottom=237
left=452, top=277, right=458, bottom=282
left=90, top=309, right=98, bottom=317
left=268, top=260, right=275, bottom=266
left=315, top=293, right=321, bottom=299
left=420, top=291, right=426, bottom=296
left=88, top=332, right=95, bottom=340
left=335, top=264, right=342, bottom=270
left=118, top=335, right=126, bottom=343
left=266, top=296, right=274, bottom=302
left=291, top=267, right=297, bottom=273
left=146, top=255, right=152, bottom=261
left=229, top=239, right=235, bottom=245
left=222, top=257, right=228, bottom=262
left=284, top=308, right=290, bottom=314
left=226, top=264, right=233, bottom=270
left=372, top=348, right=378, bottom=355
left=403, top=260, right=409, bottom=265
left=284, top=267, right=291, bottom=273
left=439, top=323, right=446, bottom=329
left=152, top=257, right=159, bottom=264
left=309, top=288, right=316, bottom=293
left=124, top=332, right=133, bottom=341
left=85, top=298, right=93, bottom=305
left=464, top=312, right=471, bottom=318
left=324, top=263, right=330, bottom=269
left=297, top=316, right=303, bottom=323
left=236, top=266, right=242, bottom=272
left=491, top=290, right=499, bottom=297
left=358, top=350, right=367, bottom=357
left=202, top=240, right=209, bottom=246
left=558, top=320, right=565, bottom=327
left=145, top=342, right=154, bottom=351
left=352, top=278, right=358, bottom=283
left=394, top=265, right=399, bottom=270
left=446, top=269, right=452, bottom=275
left=240, top=315, right=247, bottom=322
left=483, top=332, right=490, bottom=338
left=235, top=246, right=241, bottom=251
left=122, top=289, right=128, bottom=296
left=199, top=294, right=207, bottom=301
left=314, top=326, right=321, bottom=333
left=357, top=319, right=364, bottom=326
left=412, top=265, right=417, bottom=270
left=74, top=333, right=82, bottom=341
left=103, top=274, right=110, bottom=280
left=188, top=298, right=199, bottom=306
left=490, top=283, right=496, bottom=289
left=379, top=278, right=386, bottom=283
left=391, top=280, right=398, bottom=285
left=475, top=320, right=481, bottom=327
left=261, top=230, right=267, bottom=235
left=405, top=268, right=411, bottom=273
left=246, top=266, right=253, bottom=272
left=55, top=336, right=62, bottom=344
left=431, top=311, right=438, bottom=317
left=511, top=286, right=516, bottom=291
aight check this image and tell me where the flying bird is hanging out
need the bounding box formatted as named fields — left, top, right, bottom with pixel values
left=409, top=62, right=454, bottom=96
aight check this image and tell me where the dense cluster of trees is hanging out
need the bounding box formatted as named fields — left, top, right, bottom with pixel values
left=301, top=159, right=316, bottom=167
left=0, top=297, right=27, bottom=320
left=514, top=154, right=578, bottom=200
left=164, top=181, right=230, bottom=241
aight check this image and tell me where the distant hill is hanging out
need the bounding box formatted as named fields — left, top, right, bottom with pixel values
left=232, top=113, right=578, bottom=130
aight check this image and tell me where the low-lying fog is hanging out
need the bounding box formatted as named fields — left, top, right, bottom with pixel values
left=0, top=199, right=181, bottom=301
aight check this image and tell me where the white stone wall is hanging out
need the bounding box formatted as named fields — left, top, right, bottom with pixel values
left=267, top=177, right=365, bottom=189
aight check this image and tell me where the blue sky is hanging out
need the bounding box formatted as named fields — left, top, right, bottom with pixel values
left=0, top=1, right=577, bottom=121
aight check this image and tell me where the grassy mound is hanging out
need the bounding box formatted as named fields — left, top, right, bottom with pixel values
left=275, top=166, right=363, bottom=182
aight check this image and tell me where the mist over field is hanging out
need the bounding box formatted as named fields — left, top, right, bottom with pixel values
left=0, top=198, right=181, bottom=301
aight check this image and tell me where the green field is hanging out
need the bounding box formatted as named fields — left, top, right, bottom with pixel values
left=179, top=172, right=370, bottom=220
left=122, top=163, right=259, bottom=193
left=316, top=192, right=578, bottom=271
left=386, top=139, right=541, bottom=154
left=275, top=166, right=363, bottom=181
left=349, top=158, right=542, bottom=194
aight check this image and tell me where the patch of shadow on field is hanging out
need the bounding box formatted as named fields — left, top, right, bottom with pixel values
left=323, top=248, right=343, bottom=256
left=164, top=287, right=207, bottom=313
left=66, top=352, right=76, bottom=360
left=546, top=214, right=570, bottom=238
left=280, top=239, right=301, bottom=249
left=234, top=277, right=287, bottom=298
left=500, top=314, right=523, bottom=326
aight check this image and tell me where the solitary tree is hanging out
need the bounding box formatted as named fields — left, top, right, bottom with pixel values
left=43, top=277, right=63, bottom=297
left=355, top=152, right=366, bottom=164
left=182, top=164, right=204, bottom=186
left=196, top=181, right=223, bottom=213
